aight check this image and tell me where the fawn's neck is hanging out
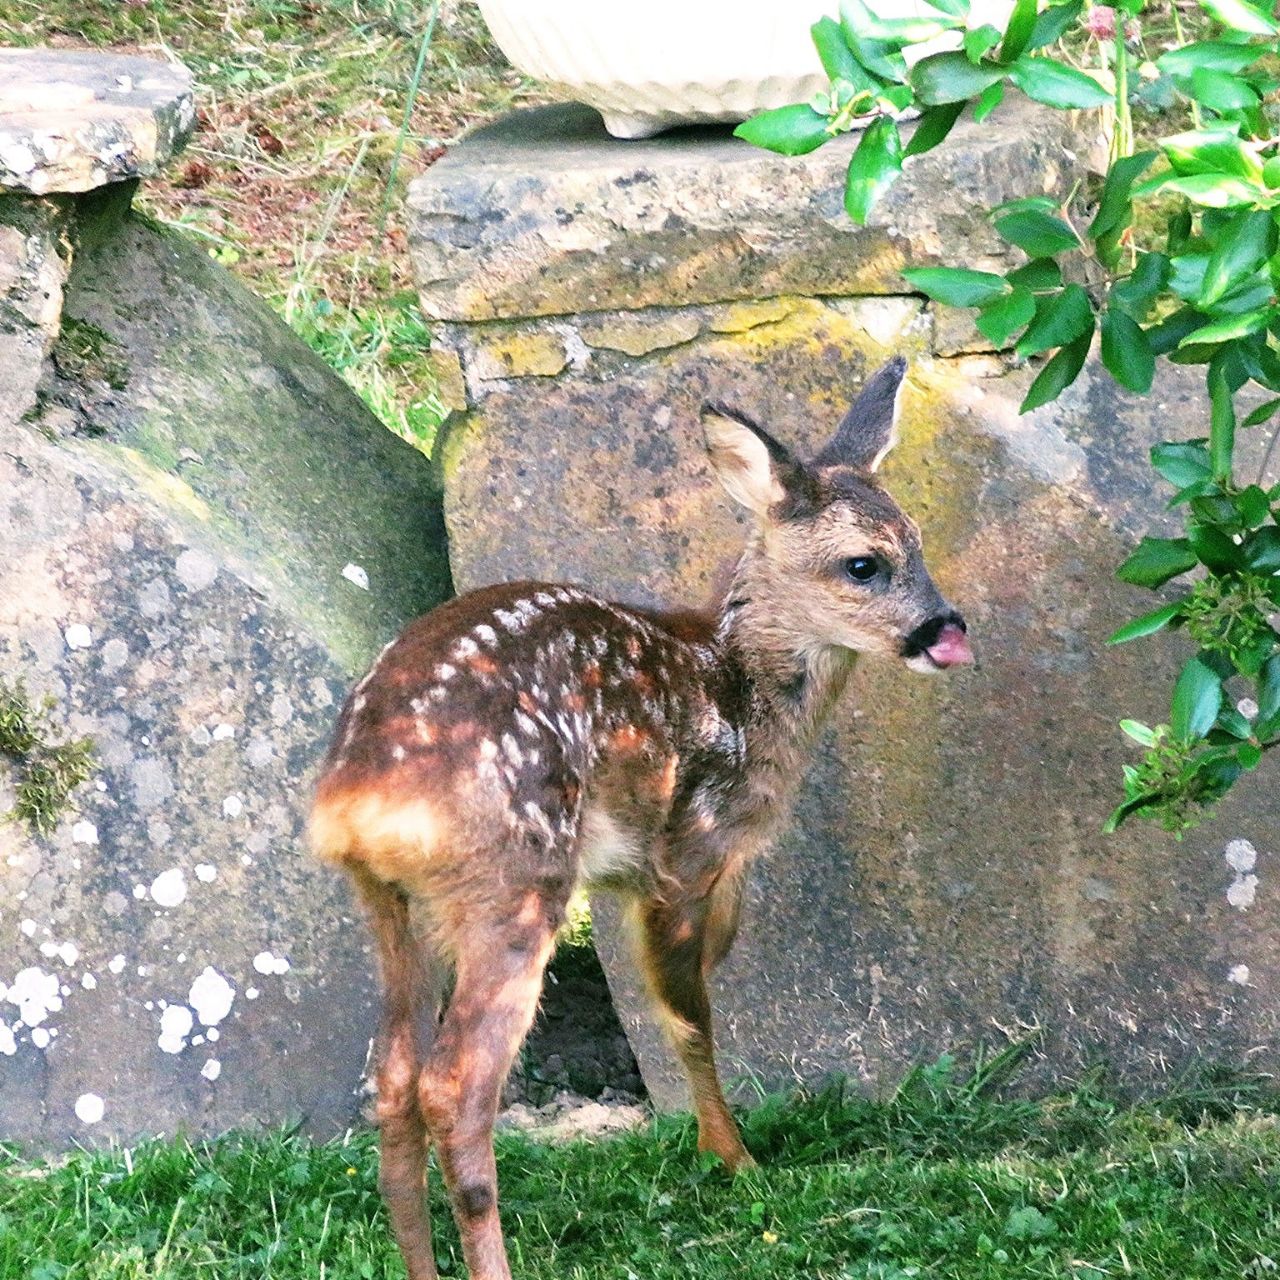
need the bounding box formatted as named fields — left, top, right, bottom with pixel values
left=716, top=549, right=857, bottom=774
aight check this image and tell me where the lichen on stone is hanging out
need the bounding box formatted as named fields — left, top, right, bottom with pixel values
left=0, top=677, right=96, bottom=836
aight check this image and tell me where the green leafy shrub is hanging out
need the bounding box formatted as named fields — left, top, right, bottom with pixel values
left=738, top=0, right=1280, bottom=833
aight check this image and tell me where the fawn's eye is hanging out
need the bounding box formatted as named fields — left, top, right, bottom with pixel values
left=844, top=556, right=879, bottom=583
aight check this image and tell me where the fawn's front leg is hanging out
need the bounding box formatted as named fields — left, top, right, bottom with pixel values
left=633, top=885, right=755, bottom=1172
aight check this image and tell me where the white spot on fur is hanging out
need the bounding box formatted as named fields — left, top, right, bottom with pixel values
left=478, top=738, right=498, bottom=762
left=494, top=608, right=521, bottom=630
left=473, top=624, right=498, bottom=645
left=501, top=733, right=523, bottom=767
left=454, top=636, right=479, bottom=659
left=75, top=1092, right=105, bottom=1123
left=149, top=868, right=187, bottom=908
left=577, top=807, right=645, bottom=885
left=342, top=563, right=370, bottom=590
left=533, top=591, right=558, bottom=608
left=392, top=745, right=406, bottom=761
left=437, top=664, right=457, bottom=681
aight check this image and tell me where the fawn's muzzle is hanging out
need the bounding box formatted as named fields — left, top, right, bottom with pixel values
left=902, top=612, right=973, bottom=669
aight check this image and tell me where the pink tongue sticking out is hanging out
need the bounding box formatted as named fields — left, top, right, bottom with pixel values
left=927, top=623, right=973, bottom=668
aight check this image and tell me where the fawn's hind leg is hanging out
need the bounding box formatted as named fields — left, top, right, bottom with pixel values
left=634, top=892, right=754, bottom=1172
left=419, top=888, right=566, bottom=1280
left=352, top=866, right=442, bottom=1280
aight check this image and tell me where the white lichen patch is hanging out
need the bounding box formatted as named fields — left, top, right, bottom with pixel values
left=64, top=623, right=93, bottom=650
left=222, top=795, right=243, bottom=819
left=71, top=821, right=99, bottom=845
left=1228, top=876, right=1259, bottom=910
left=1225, top=838, right=1263, bottom=911
left=38, top=941, right=79, bottom=966
left=107, top=954, right=126, bottom=975
left=7, top=967, right=62, bottom=1026
left=252, top=950, right=290, bottom=976
left=31, top=1027, right=51, bottom=1049
left=194, top=864, right=217, bottom=884
left=0, top=1024, right=16, bottom=1056
left=200, top=1058, right=222, bottom=1082
left=188, top=967, right=235, bottom=1026
left=81, top=973, right=97, bottom=990
left=19, top=919, right=36, bottom=938
left=1225, top=839, right=1258, bottom=873
left=149, top=868, right=188, bottom=908
left=158, top=1003, right=194, bottom=1054
left=342, top=562, right=370, bottom=590
left=1228, top=964, right=1251, bottom=985
left=212, top=723, right=236, bottom=741
left=75, top=1092, right=105, bottom=1124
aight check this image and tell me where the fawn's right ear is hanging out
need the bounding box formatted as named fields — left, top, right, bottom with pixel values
left=700, top=402, right=813, bottom=519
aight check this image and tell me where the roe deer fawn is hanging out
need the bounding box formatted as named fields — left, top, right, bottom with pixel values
left=310, top=356, right=972, bottom=1280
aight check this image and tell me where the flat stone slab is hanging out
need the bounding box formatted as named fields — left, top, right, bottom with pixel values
left=408, top=100, right=1093, bottom=321
left=0, top=49, right=194, bottom=195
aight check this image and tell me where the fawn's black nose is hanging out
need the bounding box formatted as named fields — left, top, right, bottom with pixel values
left=902, top=612, right=973, bottom=668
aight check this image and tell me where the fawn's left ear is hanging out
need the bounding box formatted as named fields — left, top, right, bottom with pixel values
left=701, top=402, right=814, bottom=519
left=811, top=355, right=907, bottom=473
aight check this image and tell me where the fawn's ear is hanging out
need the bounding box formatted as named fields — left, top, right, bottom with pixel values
left=811, top=355, right=907, bottom=473
left=701, top=402, right=813, bottom=519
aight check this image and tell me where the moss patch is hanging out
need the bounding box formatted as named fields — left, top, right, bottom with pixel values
left=52, top=314, right=130, bottom=391
left=0, top=678, right=96, bottom=837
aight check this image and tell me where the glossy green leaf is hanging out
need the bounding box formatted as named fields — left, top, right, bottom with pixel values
left=1020, top=329, right=1093, bottom=412
left=734, top=104, right=832, bottom=156
left=1150, top=439, right=1212, bottom=488
left=1008, top=56, right=1110, bottom=108
left=1025, top=0, right=1085, bottom=51
left=1239, top=741, right=1264, bottom=769
left=909, top=50, right=1005, bottom=104
left=964, top=23, right=1004, bottom=62
left=1116, top=536, right=1199, bottom=587
left=1171, top=656, right=1224, bottom=741
left=1157, top=130, right=1264, bottom=181
left=1256, top=654, right=1280, bottom=738
left=1110, top=252, right=1171, bottom=319
left=1197, top=209, right=1275, bottom=307
left=1245, top=525, right=1280, bottom=570
left=1148, top=308, right=1206, bottom=355
left=994, top=208, right=1078, bottom=257
left=1237, top=485, right=1272, bottom=528
left=840, top=0, right=910, bottom=82
left=1157, top=40, right=1265, bottom=77
left=976, top=285, right=1035, bottom=346
left=901, top=266, right=1009, bottom=306
left=811, top=16, right=862, bottom=83
left=1242, top=397, right=1280, bottom=427
left=1198, top=0, right=1277, bottom=36
left=1119, top=718, right=1158, bottom=744
left=1016, top=283, right=1094, bottom=357
left=1179, top=307, right=1272, bottom=345
left=1137, top=172, right=1264, bottom=208
left=974, top=79, right=1005, bottom=121
left=844, top=116, right=903, bottom=224
left=903, top=100, right=966, bottom=158
left=1188, top=67, right=1261, bottom=112
left=1189, top=521, right=1242, bottom=571
left=1101, top=308, right=1155, bottom=392
left=1108, top=601, right=1186, bottom=644
left=1007, top=257, right=1062, bottom=291
left=1090, top=151, right=1157, bottom=241
left=1000, top=0, right=1038, bottom=63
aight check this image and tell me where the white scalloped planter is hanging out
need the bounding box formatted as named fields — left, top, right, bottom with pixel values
left=477, top=0, right=918, bottom=139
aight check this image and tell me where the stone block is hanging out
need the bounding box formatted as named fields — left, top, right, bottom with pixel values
left=1, top=191, right=449, bottom=1146
left=408, top=101, right=1091, bottom=322
left=418, top=102, right=1280, bottom=1111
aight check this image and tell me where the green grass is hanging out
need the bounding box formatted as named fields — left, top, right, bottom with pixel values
left=5, top=1057, right=1280, bottom=1279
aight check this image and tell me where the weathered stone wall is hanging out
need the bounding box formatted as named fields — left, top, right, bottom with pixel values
left=1, top=81, right=450, bottom=1142
left=410, top=103, right=1280, bottom=1108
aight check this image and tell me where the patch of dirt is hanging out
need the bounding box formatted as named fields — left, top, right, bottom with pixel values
left=507, top=940, right=646, bottom=1106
